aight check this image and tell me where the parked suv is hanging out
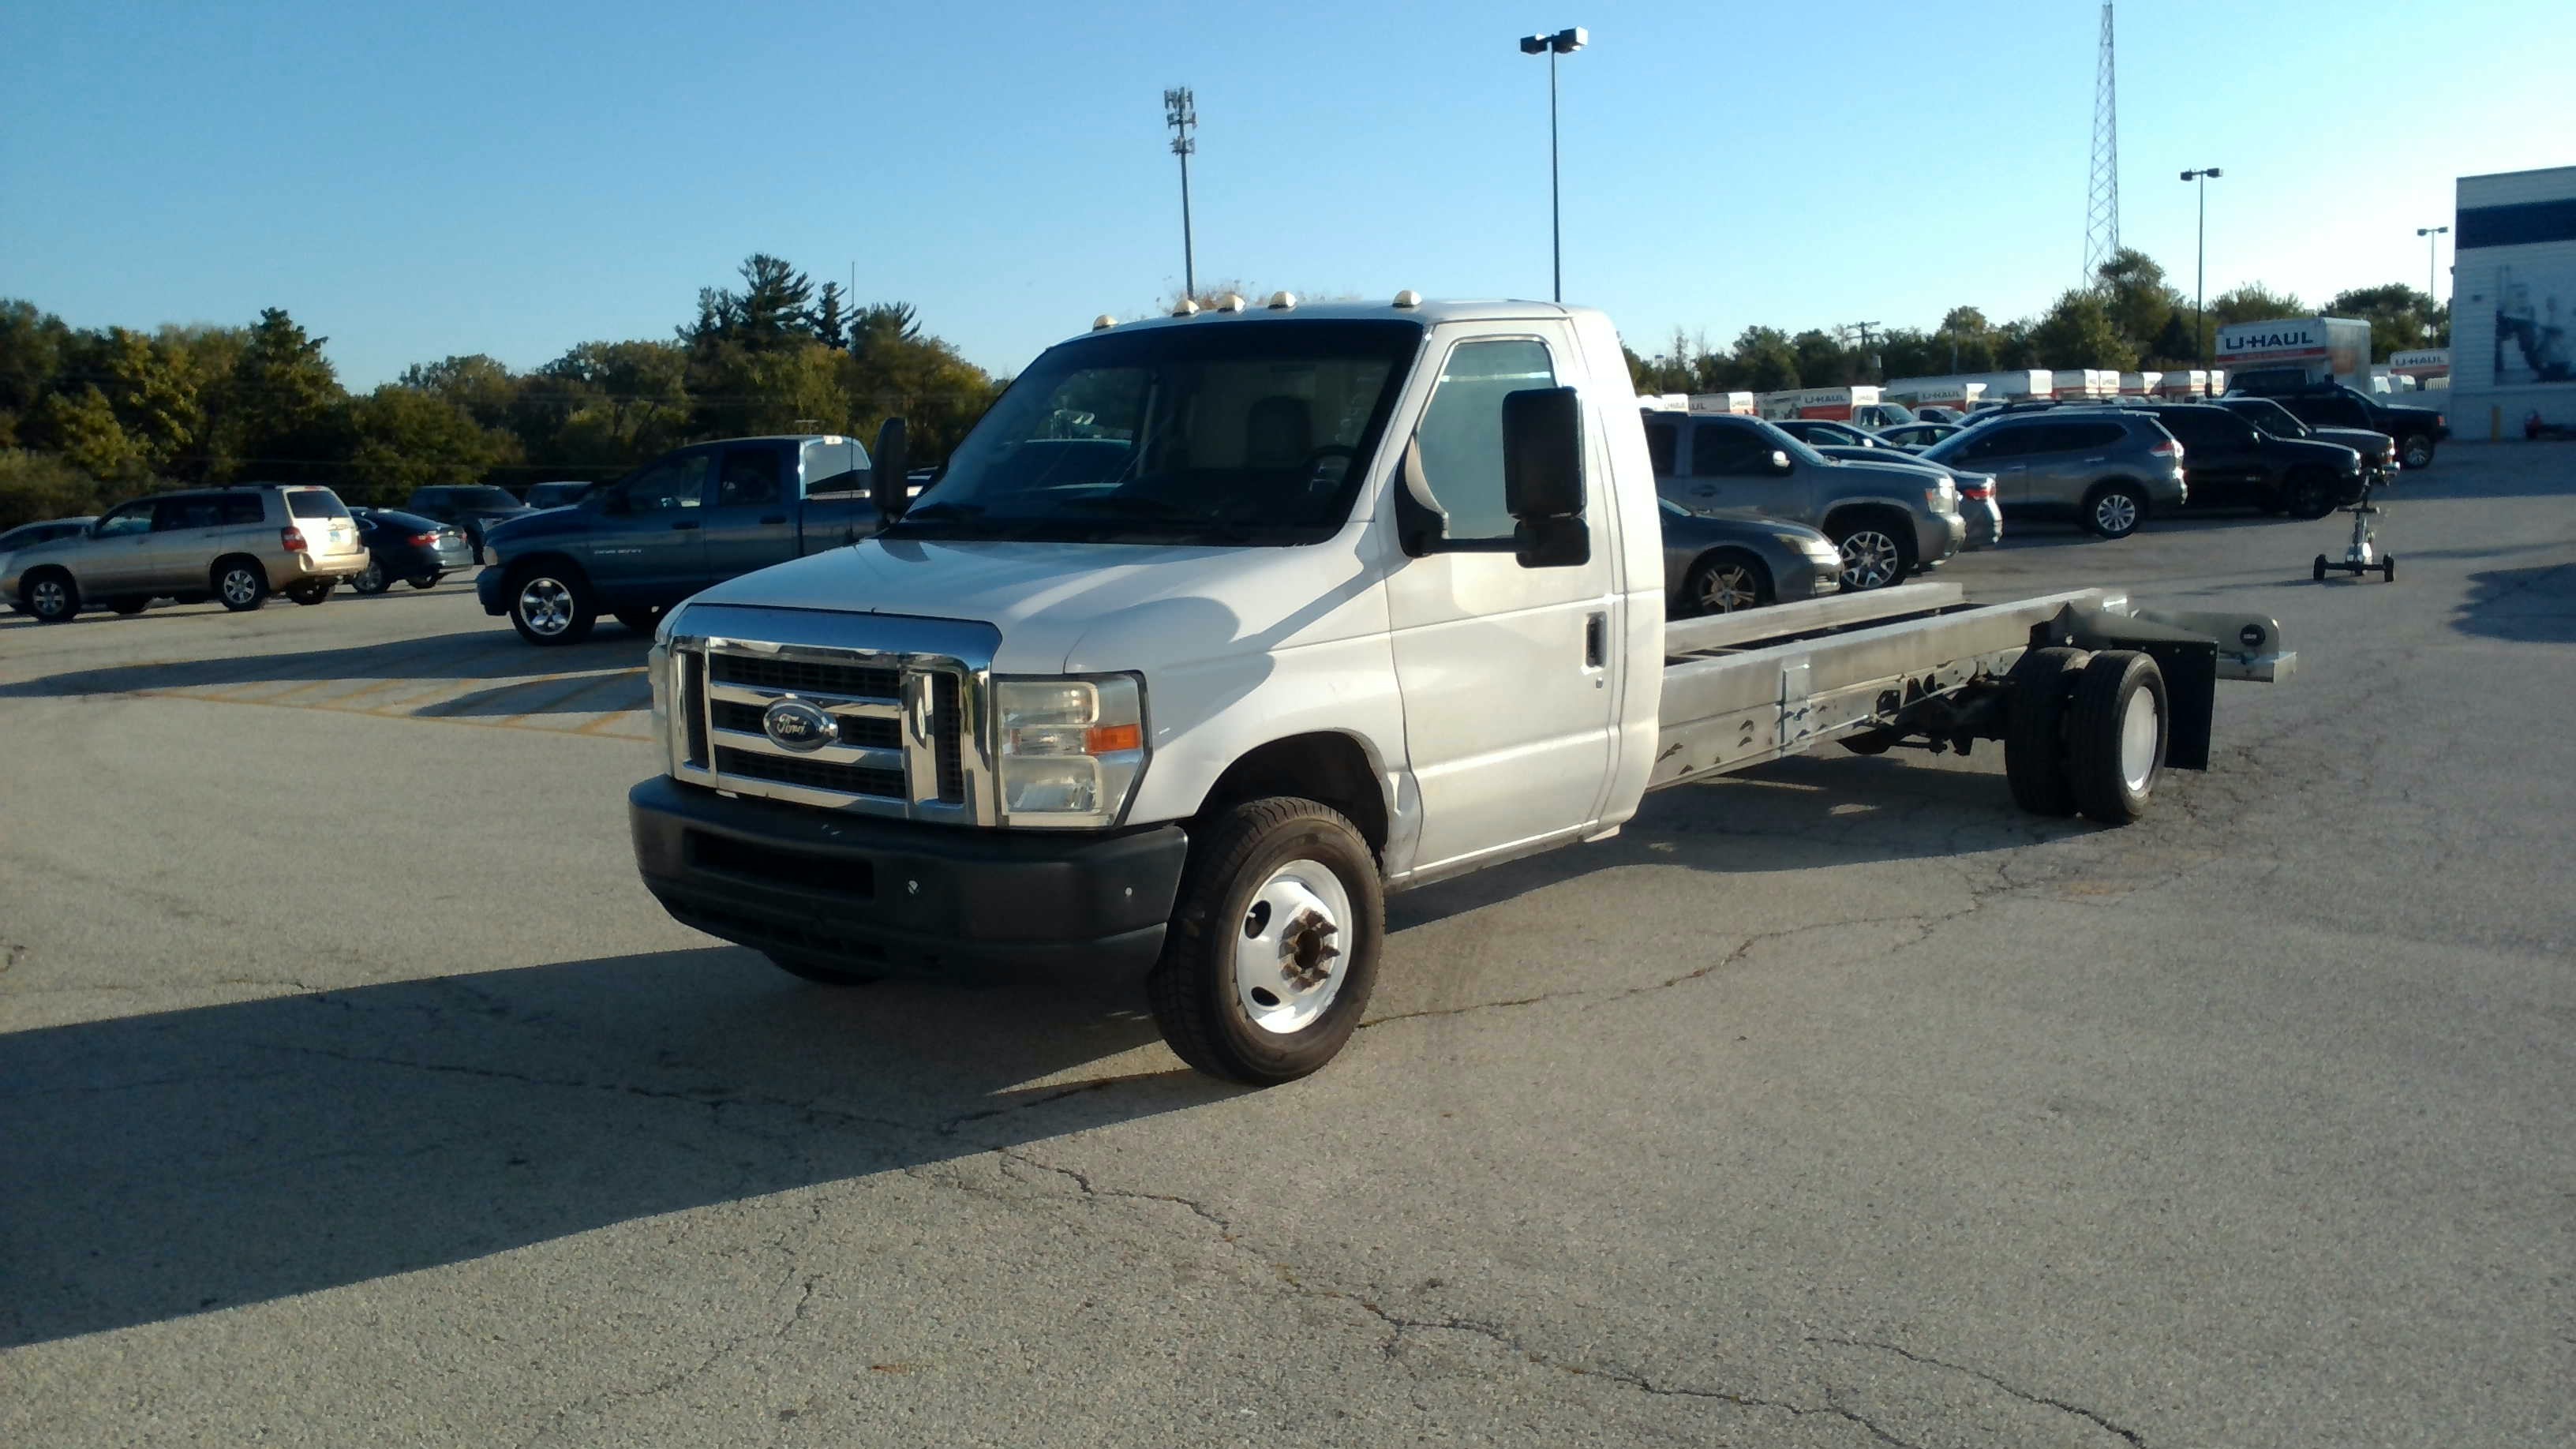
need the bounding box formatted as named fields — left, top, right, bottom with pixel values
left=1920, top=412, right=2185, bottom=538
left=2211, top=396, right=2398, bottom=489
left=2142, top=403, right=2364, bottom=518
left=2229, top=381, right=2446, bottom=470
left=1644, top=411, right=1963, bottom=590
left=406, top=485, right=536, bottom=561
left=3, top=485, right=369, bottom=623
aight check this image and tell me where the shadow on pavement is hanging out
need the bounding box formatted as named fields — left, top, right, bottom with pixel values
left=0, top=947, right=1212, bottom=1349
left=2451, top=563, right=2576, bottom=642
left=0, top=628, right=653, bottom=716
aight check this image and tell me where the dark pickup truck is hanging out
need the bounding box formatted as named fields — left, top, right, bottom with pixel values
left=477, top=434, right=874, bottom=644
left=2226, top=380, right=2447, bottom=470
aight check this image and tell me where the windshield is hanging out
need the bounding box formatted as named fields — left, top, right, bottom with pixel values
left=886, top=319, right=1421, bottom=545
left=2230, top=399, right=2308, bottom=437
left=450, top=486, right=524, bottom=510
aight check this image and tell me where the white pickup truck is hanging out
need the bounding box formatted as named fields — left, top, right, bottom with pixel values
left=629, top=296, right=2293, bottom=1084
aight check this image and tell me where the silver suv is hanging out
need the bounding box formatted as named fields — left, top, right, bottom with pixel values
left=1919, top=411, right=2186, bottom=539
left=3, top=485, right=369, bottom=623
left=1643, top=411, right=1964, bottom=590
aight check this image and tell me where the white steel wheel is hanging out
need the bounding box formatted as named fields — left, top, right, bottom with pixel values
left=1231, top=859, right=1355, bottom=1036
left=2065, top=650, right=2169, bottom=825
left=1837, top=529, right=1904, bottom=590
left=2118, top=683, right=2162, bottom=796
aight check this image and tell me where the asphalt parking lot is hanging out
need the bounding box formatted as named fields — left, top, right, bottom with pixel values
left=4, top=446, right=2572, bottom=1448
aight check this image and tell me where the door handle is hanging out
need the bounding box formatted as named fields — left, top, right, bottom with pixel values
left=758, top=515, right=786, bottom=526
left=1585, top=612, right=1608, bottom=669
left=670, top=520, right=701, bottom=531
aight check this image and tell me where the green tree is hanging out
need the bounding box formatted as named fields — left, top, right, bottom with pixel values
left=807, top=283, right=850, bottom=350
left=684, top=254, right=817, bottom=353
left=0, top=300, right=71, bottom=419
left=1934, top=306, right=1998, bottom=373
left=29, top=384, right=144, bottom=478
left=2027, top=290, right=2138, bottom=371
left=2326, top=283, right=2444, bottom=360
left=97, top=328, right=202, bottom=468
left=2150, top=312, right=2196, bottom=368
left=399, top=354, right=519, bottom=429
left=2094, top=247, right=2182, bottom=358
left=1789, top=329, right=1856, bottom=387
left=345, top=384, right=500, bottom=504
left=217, top=308, right=348, bottom=481
left=0, top=448, right=106, bottom=531
left=1731, top=327, right=1799, bottom=391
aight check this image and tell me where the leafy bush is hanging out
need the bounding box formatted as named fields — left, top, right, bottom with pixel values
left=0, top=449, right=105, bottom=531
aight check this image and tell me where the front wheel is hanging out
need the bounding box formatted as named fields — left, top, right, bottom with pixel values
left=25, top=572, right=80, bottom=623
left=2082, top=482, right=2147, bottom=539
left=2400, top=433, right=2436, bottom=470
left=1829, top=519, right=1915, bottom=591
left=508, top=568, right=595, bottom=646
left=351, top=559, right=388, bottom=593
left=406, top=574, right=440, bottom=590
left=1148, top=797, right=1385, bottom=1085
left=1678, top=552, right=1771, bottom=616
left=108, top=597, right=149, bottom=616
left=2282, top=471, right=2339, bottom=520
left=613, top=606, right=664, bottom=634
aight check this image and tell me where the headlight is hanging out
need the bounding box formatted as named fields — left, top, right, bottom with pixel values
left=997, top=675, right=1147, bottom=828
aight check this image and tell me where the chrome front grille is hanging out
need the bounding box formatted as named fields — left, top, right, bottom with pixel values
left=663, top=612, right=994, bottom=825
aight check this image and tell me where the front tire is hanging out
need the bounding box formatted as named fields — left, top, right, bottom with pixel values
left=285, top=580, right=335, bottom=605
left=2082, top=482, right=2147, bottom=539
left=406, top=574, right=440, bottom=590
left=2065, top=650, right=2169, bottom=825
left=1678, top=552, right=1771, bottom=617
left=2282, top=470, right=2338, bottom=520
left=613, top=606, right=664, bottom=634
left=25, top=571, right=80, bottom=623
left=508, top=567, right=595, bottom=646
left=108, top=597, right=149, bottom=616
left=351, top=558, right=388, bottom=593
left=214, top=558, right=268, bottom=612
left=1148, top=797, right=1384, bottom=1086
left=2400, top=433, right=2436, bottom=470
left=1829, top=516, right=1915, bottom=591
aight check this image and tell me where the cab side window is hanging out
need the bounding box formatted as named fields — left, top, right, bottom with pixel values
left=95, top=503, right=155, bottom=537
left=716, top=447, right=784, bottom=507
left=1643, top=421, right=1678, bottom=477
left=1961, top=425, right=2035, bottom=460
left=152, top=498, right=227, bottom=532
left=616, top=453, right=712, bottom=515
left=1691, top=422, right=1776, bottom=477
left=1413, top=339, right=1556, bottom=542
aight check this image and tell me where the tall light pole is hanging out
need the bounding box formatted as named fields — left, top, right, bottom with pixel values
left=2180, top=167, right=2222, bottom=391
left=1164, top=88, right=1197, bottom=302
left=1518, top=27, right=1586, bottom=302
left=2417, top=224, right=2449, bottom=305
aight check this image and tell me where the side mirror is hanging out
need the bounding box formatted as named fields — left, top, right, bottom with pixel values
left=1502, top=387, right=1588, bottom=568
left=871, top=417, right=911, bottom=521
left=1768, top=449, right=1795, bottom=475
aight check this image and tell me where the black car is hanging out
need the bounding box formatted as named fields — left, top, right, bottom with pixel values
left=2227, top=380, right=2447, bottom=470
left=522, top=481, right=594, bottom=509
left=1657, top=499, right=1844, bottom=616
left=405, top=485, right=536, bottom=561
left=349, top=507, right=477, bottom=593
left=2140, top=403, right=2364, bottom=518
left=2211, top=396, right=2398, bottom=487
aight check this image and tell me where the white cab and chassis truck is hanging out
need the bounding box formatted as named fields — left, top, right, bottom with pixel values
left=630, top=299, right=2293, bottom=1084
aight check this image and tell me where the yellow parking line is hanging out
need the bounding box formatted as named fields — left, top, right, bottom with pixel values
left=494, top=671, right=645, bottom=726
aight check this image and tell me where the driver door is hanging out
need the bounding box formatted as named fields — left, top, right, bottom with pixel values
left=1381, top=329, right=1618, bottom=873
left=591, top=449, right=713, bottom=603
left=79, top=500, right=159, bottom=591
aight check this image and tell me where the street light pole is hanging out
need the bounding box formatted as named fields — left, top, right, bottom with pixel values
left=2417, top=225, right=2449, bottom=305
left=1519, top=28, right=1586, bottom=302
left=2181, top=167, right=2222, bottom=392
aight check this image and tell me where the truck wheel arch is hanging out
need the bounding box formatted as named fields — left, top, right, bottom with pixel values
left=504, top=551, right=591, bottom=589
left=1193, top=732, right=1390, bottom=863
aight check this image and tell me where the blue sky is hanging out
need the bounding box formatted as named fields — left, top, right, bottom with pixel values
left=5, top=1, right=2569, bottom=388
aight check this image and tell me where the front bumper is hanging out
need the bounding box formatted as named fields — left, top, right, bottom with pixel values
left=629, top=775, right=1189, bottom=992
left=476, top=566, right=509, bottom=615
left=1962, top=500, right=2003, bottom=549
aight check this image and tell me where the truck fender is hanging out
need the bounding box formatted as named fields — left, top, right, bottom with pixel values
left=1189, top=731, right=1393, bottom=865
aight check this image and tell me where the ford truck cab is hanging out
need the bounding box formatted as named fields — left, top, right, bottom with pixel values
left=629, top=296, right=2293, bottom=1084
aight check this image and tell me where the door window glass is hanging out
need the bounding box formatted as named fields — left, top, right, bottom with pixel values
left=95, top=503, right=155, bottom=537
left=1413, top=339, right=1556, bottom=541
left=618, top=454, right=711, bottom=514
left=1691, top=422, right=1777, bottom=477
left=716, top=448, right=785, bottom=507
left=1964, top=425, right=2035, bottom=460
left=152, top=498, right=227, bottom=532
left=1643, top=421, right=1677, bottom=477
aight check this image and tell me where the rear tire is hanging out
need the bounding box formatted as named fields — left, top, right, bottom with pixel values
left=407, top=574, right=440, bottom=590
left=2284, top=470, right=2338, bottom=520
left=613, top=606, right=665, bottom=634
left=108, top=597, right=149, bottom=616
left=2081, top=481, right=2147, bottom=539
left=2065, top=650, right=2168, bottom=825
left=2313, top=554, right=2330, bottom=582
left=351, top=559, right=388, bottom=594
left=507, top=566, right=595, bottom=646
left=286, top=580, right=335, bottom=605
left=214, top=557, right=268, bottom=612
left=1678, top=552, right=1771, bottom=616
left=2400, top=433, right=2435, bottom=470
left=1148, top=797, right=1383, bottom=1085
left=763, top=952, right=881, bottom=987
left=2004, top=646, right=2088, bottom=817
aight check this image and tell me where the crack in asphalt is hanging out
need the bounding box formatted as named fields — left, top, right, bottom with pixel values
left=1810, top=1335, right=2146, bottom=1447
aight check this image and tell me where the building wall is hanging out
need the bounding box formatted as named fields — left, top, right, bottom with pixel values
left=2451, top=164, right=2576, bottom=436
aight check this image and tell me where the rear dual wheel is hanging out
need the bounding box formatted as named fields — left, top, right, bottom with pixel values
left=2004, top=648, right=2169, bottom=825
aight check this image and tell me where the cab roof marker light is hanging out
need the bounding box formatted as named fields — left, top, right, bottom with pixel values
left=1217, top=293, right=1247, bottom=313
left=1393, top=290, right=1423, bottom=309
left=1093, top=314, right=1118, bottom=330
left=1267, top=290, right=1297, bottom=310
left=1172, top=298, right=1201, bottom=316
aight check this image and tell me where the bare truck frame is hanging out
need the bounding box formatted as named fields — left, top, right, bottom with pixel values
left=1648, top=581, right=2292, bottom=824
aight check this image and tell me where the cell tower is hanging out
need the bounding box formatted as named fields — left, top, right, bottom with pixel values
left=2083, top=2, right=2120, bottom=283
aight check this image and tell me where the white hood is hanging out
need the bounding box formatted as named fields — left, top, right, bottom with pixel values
left=685, top=536, right=1387, bottom=673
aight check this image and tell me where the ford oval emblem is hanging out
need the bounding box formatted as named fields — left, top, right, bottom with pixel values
left=762, top=698, right=837, bottom=753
